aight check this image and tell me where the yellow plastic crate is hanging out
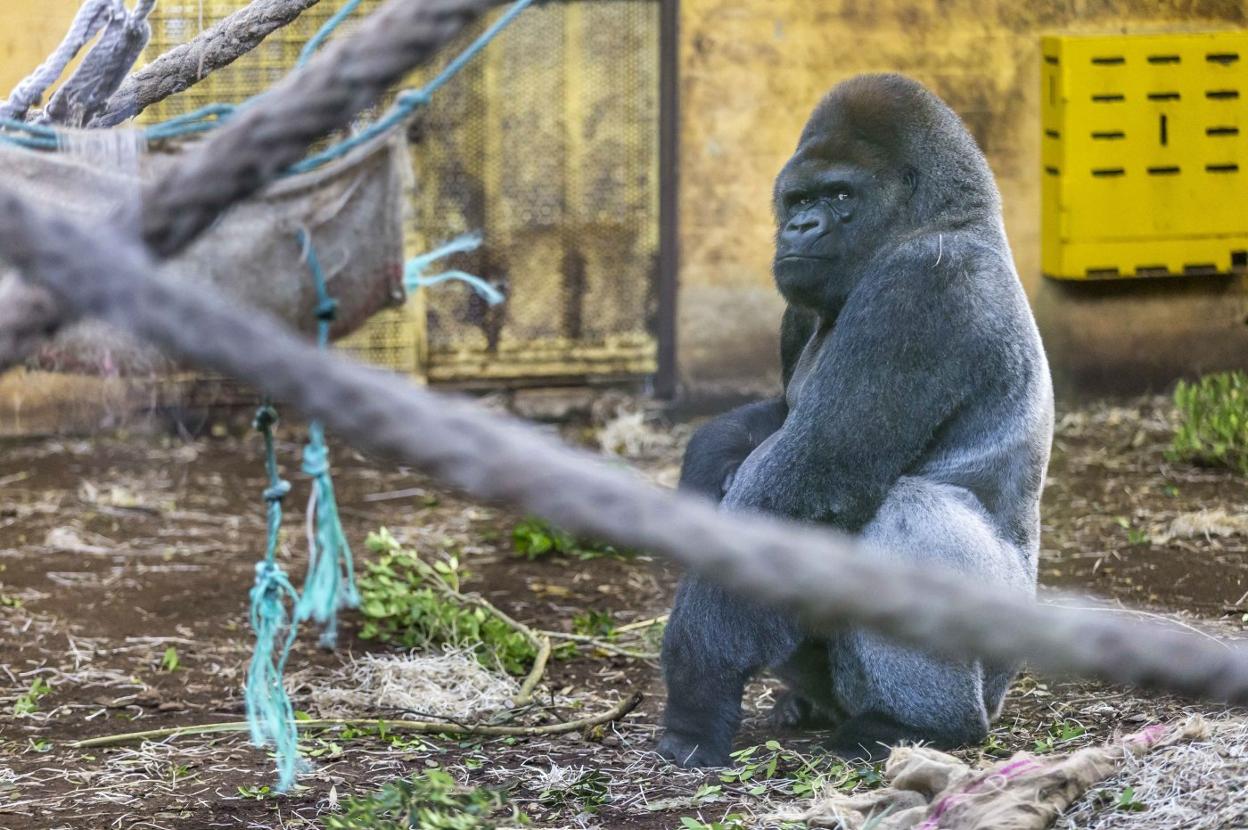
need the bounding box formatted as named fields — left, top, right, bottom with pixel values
left=1042, top=30, right=1248, bottom=279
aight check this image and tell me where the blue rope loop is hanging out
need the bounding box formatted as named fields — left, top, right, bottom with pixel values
left=404, top=233, right=505, bottom=305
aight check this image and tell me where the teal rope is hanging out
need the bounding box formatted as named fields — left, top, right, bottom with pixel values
left=244, top=404, right=303, bottom=793
left=403, top=233, right=505, bottom=306
left=292, top=229, right=359, bottom=648
left=288, top=0, right=535, bottom=174
left=144, top=103, right=236, bottom=141
left=298, top=0, right=366, bottom=67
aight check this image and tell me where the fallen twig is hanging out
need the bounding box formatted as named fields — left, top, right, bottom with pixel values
left=70, top=690, right=643, bottom=748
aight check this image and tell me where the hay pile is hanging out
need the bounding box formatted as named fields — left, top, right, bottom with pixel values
left=303, top=649, right=519, bottom=722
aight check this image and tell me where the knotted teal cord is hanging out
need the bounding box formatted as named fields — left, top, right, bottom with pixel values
left=292, top=229, right=359, bottom=648
left=403, top=233, right=505, bottom=305
left=244, top=404, right=303, bottom=792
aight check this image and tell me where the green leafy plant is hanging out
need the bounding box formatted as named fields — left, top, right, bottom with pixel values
left=236, top=784, right=272, bottom=800
left=1115, top=786, right=1147, bottom=812
left=680, top=815, right=752, bottom=830
left=1170, top=371, right=1248, bottom=475
left=572, top=609, right=617, bottom=640
left=512, top=517, right=634, bottom=561
left=1033, top=720, right=1086, bottom=753
left=12, top=677, right=51, bottom=716
left=359, top=529, right=536, bottom=675
left=325, top=769, right=527, bottom=830
left=539, top=769, right=610, bottom=815
left=160, top=646, right=180, bottom=673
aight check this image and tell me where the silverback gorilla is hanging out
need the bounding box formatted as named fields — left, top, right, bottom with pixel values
left=658, top=74, right=1054, bottom=767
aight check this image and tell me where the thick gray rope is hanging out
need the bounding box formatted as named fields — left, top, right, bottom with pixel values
left=2, top=186, right=1248, bottom=707
left=91, top=0, right=325, bottom=128
left=0, top=0, right=123, bottom=122
left=42, top=0, right=156, bottom=127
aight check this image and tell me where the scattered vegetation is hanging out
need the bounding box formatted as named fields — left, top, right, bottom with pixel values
left=538, top=769, right=610, bottom=815
left=718, top=741, right=883, bottom=798
left=1032, top=719, right=1087, bottom=754
left=324, top=769, right=528, bottom=830
left=358, top=529, right=536, bottom=675
left=12, top=677, right=52, bottom=716
left=512, top=516, right=635, bottom=561
left=160, top=646, right=180, bottom=673
left=1170, top=371, right=1248, bottom=474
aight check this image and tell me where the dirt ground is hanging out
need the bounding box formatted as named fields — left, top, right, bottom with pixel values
left=1, top=395, right=1247, bottom=829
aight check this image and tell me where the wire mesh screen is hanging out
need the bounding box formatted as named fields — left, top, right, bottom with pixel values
left=411, top=2, right=661, bottom=383
left=142, top=1, right=661, bottom=385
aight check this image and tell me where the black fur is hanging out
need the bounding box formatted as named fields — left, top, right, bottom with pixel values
left=658, top=74, right=1053, bottom=768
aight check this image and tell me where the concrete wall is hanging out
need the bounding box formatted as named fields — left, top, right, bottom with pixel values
left=677, top=1, right=1248, bottom=399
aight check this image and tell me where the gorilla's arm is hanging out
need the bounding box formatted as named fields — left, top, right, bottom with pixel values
left=725, top=237, right=998, bottom=531
left=680, top=396, right=788, bottom=499
left=780, top=305, right=818, bottom=390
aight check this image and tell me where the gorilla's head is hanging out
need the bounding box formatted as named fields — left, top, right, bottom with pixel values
left=772, top=73, right=1002, bottom=313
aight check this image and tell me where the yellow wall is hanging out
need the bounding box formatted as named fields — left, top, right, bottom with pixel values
left=0, top=2, right=83, bottom=103
left=679, top=0, right=1248, bottom=396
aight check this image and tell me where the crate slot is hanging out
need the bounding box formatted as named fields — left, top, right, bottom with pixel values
left=1207, top=52, right=1240, bottom=65
left=1135, top=266, right=1170, bottom=277
left=1147, top=166, right=1181, bottom=175
left=1184, top=263, right=1218, bottom=275
left=1147, top=91, right=1181, bottom=101
left=1085, top=267, right=1121, bottom=278
left=1207, top=126, right=1240, bottom=136
left=1147, top=54, right=1181, bottom=64
left=1092, top=93, right=1126, bottom=102
left=1091, top=55, right=1126, bottom=65
left=1092, top=167, right=1126, bottom=176
left=1044, top=129, right=1060, bottom=139
left=1207, top=163, right=1239, bottom=173
left=1044, top=54, right=1059, bottom=65
left=1206, top=89, right=1240, bottom=100
left=1233, top=251, right=1247, bottom=268
left=1091, top=130, right=1126, bottom=140
left=1044, top=166, right=1061, bottom=176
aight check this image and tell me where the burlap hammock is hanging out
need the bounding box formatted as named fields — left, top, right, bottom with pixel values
left=0, top=128, right=409, bottom=376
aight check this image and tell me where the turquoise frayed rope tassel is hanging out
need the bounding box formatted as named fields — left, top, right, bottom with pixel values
left=295, top=423, right=359, bottom=648
left=245, top=404, right=303, bottom=792
left=293, top=231, right=359, bottom=648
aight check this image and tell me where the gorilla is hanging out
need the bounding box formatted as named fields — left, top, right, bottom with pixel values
left=658, top=74, right=1053, bottom=767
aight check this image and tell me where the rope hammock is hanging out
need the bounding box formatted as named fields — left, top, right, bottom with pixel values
left=0, top=0, right=529, bottom=790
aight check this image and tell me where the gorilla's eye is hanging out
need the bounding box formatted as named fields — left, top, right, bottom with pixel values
left=834, top=188, right=853, bottom=201
left=794, top=195, right=816, bottom=209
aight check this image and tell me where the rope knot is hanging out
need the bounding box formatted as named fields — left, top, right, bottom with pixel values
left=253, top=405, right=279, bottom=432
left=302, top=444, right=329, bottom=478
left=263, top=479, right=292, bottom=503
left=315, top=297, right=339, bottom=322
left=397, top=89, right=431, bottom=110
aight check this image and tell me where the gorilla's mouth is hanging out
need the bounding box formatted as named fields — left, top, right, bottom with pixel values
left=776, top=254, right=835, bottom=264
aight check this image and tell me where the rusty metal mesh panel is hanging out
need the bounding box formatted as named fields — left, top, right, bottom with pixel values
left=410, top=1, right=661, bottom=383
left=142, top=1, right=660, bottom=384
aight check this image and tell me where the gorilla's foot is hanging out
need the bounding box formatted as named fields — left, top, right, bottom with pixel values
left=656, top=730, right=731, bottom=768
left=823, top=713, right=922, bottom=762
left=766, top=688, right=839, bottom=730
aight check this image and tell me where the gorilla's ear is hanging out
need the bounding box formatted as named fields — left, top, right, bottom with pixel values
left=902, top=165, right=920, bottom=199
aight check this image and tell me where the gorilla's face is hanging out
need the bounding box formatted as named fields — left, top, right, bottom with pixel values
left=772, top=140, right=909, bottom=314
